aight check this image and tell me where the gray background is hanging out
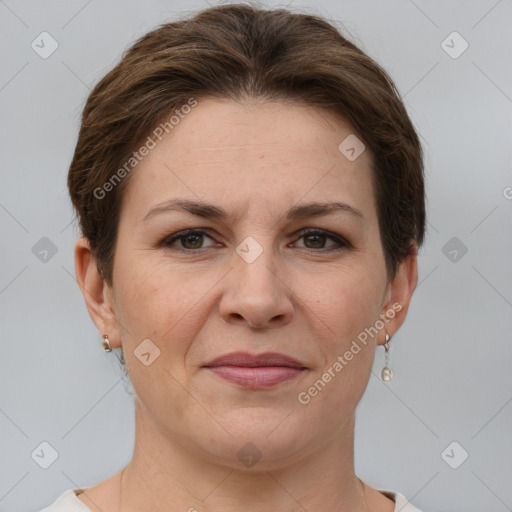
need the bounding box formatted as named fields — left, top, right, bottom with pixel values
left=1, top=1, right=511, bottom=511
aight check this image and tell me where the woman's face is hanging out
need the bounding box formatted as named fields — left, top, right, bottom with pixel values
left=83, top=98, right=416, bottom=469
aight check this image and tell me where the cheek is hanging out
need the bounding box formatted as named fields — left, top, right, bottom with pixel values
left=112, top=255, right=200, bottom=417
left=291, top=269, right=382, bottom=432
left=113, top=253, right=213, bottom=356
left=301, top=262, right=384, bottom=343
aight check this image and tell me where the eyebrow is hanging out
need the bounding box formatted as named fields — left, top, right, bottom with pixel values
left=142, top=199, right=365, bottom=223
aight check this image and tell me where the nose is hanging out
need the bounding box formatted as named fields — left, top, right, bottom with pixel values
left=218, top=246, right=294, bottom=330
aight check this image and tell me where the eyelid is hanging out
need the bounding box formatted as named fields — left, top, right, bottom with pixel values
left=162, top=228, right=218, bottom=250
left=161, top=227, right=351, bottom=252
left=293, top=228, right=351, bottom=250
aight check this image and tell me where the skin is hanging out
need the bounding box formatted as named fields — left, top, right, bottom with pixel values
left=75, top=97, right=418, bottom=512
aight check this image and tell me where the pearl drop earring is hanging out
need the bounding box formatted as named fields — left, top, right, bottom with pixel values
left=381, top=333, right=394, bottom=382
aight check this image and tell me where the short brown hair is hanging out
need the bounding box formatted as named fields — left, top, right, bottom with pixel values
left=68, top=3, right=425, bottom=286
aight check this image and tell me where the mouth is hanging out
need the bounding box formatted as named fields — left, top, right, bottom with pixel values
left=203, top=351, right=307, bottom=389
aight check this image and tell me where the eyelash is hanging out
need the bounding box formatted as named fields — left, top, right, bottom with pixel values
left=161, top=228, right=350, bottom=253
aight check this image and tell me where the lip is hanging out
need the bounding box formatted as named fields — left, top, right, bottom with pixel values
left=204, top=351, right=306, bottom=369
left=203, top=352, right=307, bottom=389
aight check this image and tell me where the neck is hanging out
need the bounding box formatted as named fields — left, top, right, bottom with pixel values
left=117, top=403, right=369, bottom=512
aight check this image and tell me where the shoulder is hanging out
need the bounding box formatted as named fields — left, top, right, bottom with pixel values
left=36, top=488, right=92, bottom=512
left=378, top=488, right=425, bottom=512
left=37, top=485, right=426, bottom=512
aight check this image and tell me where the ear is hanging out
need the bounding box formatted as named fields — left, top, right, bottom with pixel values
left=377, top=243, right=419, bottom=345
left=74, top=236, right=122, bottom=349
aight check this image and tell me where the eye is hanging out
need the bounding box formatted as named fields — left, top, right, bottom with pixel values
left=162, top=229, right=217, bottom=251
left=293, top=229, right=349, bottom=251
left=161, top=228, right=350, bottom=253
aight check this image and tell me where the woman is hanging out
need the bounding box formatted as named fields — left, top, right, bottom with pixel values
left=39, top=3, right=426, bottom=511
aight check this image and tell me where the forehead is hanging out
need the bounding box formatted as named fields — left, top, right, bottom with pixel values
left=120, top=97, right=375, bottom=222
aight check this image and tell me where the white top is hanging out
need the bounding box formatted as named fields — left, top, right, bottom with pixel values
left=37, top=487, right=425, bottom=511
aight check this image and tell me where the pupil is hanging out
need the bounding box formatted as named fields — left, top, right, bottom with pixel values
left=184, top=234, right=202, bottom=248
left=180, top=233, right=326, bottom=250
left=306, top=234, right=324, bottom=248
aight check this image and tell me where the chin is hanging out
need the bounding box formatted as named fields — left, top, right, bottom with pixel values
left=194, top=408, right=311, bottom=470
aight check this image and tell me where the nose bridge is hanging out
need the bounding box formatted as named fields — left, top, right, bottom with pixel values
left=219, top=231, right=293, bottom=328
left=233, top=233, right=280, bottom=298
